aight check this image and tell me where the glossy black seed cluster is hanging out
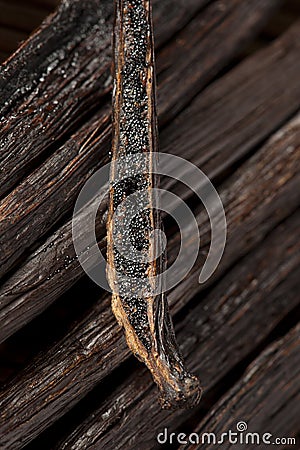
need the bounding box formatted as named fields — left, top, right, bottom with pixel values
left=111, top=0, right=155, bottom=353
left=112, top=174, right=148, bottom=209
left=118, top=0, right=150, bottom=156
left=129, top=209, right=151, bottom=251
left=122, top=296, right=152, bottom=350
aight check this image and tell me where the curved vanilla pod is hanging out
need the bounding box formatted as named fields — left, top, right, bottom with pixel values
left=106, top=0, right=202, bottom=409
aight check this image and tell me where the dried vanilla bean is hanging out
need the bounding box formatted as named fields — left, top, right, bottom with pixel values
left=0, top=113, right=299, bottom=448
left=0, top=0, right=280, bottom=278
left=178, top=324, right=300, bottom=450
left=1, top=21, right=300, bottom=344
left=106, top=0, right=201, bottom=409
left=0, top=0, right=208, bottom=198
left=56, top=211, right=300, bottom=450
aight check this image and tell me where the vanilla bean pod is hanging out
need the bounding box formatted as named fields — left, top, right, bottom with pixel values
left=0, top=113, right=299, bottom=448
left=0, top=0, right=114, bottom=198
left=0, top=0, right=278, bottom=198
left=56, top=211, right=300, bottom=450
left=0, top=0, right=209, bottom=198
left=106, top=0, right=201, bottom=409
left=0, top=0, right=280, bottom=278
left=179, top=324, right=300, bottom=450
left=1, top=21, right=300, bottom=344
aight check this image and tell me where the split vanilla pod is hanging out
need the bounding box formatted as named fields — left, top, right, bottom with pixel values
left=106, top=0, right=202, bottom=409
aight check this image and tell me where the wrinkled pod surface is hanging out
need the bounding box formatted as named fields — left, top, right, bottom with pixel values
left=106, top=0, right=202, bottom=409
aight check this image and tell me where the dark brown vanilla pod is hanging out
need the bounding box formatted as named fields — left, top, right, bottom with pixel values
left=1, top=20, right=300, bottom=345
left=0, top=116, right=299, bottom=449
left=107, top=0, right=201, bottom=409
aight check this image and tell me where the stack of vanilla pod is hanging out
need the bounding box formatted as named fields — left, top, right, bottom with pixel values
left=0, top=0, right=299, bottom=448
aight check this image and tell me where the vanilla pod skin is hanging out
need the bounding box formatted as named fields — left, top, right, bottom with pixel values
left=107, top=0, right=201, bottom=409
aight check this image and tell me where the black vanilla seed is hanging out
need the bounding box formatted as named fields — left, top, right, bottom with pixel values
left=106, top=0, right=202, bottom=409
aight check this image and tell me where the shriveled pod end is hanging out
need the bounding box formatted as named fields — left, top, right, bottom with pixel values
left=158, top=374, right=202, bottom=410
